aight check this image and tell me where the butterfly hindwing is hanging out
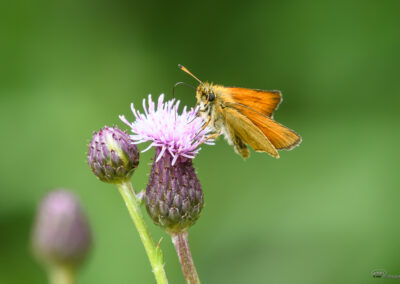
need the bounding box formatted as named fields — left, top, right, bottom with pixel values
left=223, top=107, right=279, bottom=158
left=231, top=103, right=301, bottom=150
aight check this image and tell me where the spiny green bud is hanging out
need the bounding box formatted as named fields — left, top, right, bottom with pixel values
left=88, top=126, right=139, bottom=184
left=145, top=147, right=204, bottom=233
left=31, top=189, right=92, bottom=268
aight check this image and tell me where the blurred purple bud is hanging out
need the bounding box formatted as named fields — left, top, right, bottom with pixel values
left=31, top=189, right=92, bottom=268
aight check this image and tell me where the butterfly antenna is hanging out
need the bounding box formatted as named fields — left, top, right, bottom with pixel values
left=172, top=81, right=196, bottom=99
left=177, top=65, right=204, bottom=126
left=178, top=64, right=204, bottom=85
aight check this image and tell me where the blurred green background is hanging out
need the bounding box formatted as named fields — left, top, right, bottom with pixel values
left=1, top=0, right=400, bottom=283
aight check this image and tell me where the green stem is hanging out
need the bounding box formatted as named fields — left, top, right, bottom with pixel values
left=117, top=181, right=168, bottom=284
left=48, top=265, right=76, bottom=284
left=170, top=231, right=200, bottom=284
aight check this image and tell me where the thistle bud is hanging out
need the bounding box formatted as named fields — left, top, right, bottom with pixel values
left=88, top=126, right=139, bottom=184
left=145, top=148, right=204, bottom=233
left=31, top=189, right=92, bottom=268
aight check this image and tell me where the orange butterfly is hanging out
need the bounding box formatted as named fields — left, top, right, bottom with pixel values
left=179, top=64, right=301, bottom=159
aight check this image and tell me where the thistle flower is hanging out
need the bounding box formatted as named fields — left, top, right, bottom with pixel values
left=88, top=126, right=140, bottom=184
left=120, top=94, right=213, bottom=232
left=31, top=189, right=92, bottom=268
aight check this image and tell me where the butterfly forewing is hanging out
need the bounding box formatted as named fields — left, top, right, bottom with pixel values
left=226, top=87, right=282, bottom=117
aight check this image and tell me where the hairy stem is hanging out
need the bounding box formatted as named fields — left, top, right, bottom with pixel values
left=117, top=181, right=168, bottom=284
left=171, top=231, right=200, bottom=284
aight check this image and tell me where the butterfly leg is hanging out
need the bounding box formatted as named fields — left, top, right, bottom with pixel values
left=193, top=114, right=212, bottom=138
left=200, top=130, right=221, bottom=145
left=207, top=131, right=220, bottom=140
left=200, top=116, right=211, bottom=131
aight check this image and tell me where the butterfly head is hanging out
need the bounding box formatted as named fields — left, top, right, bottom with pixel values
left=196, top=82, right=216, bottom=108
left=178, top=64, right=216, bottom=107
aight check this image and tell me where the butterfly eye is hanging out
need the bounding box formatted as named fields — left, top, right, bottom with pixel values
left=208, top=92, right=215, bottom=102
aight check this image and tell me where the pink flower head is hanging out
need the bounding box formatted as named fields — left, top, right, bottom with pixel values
left=119, top=94, right=213, bottom=165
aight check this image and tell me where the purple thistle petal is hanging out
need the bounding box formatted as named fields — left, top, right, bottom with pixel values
left=156, top=146, right=167, bottom=163
left=119, top=115, right=132, bottom=128
left=171, top=154, right=179, bottom=166
left=120, top=94, right=212, bottom=162
left=142, top=142, right=156, bottom=153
